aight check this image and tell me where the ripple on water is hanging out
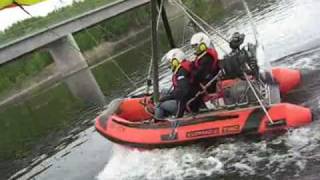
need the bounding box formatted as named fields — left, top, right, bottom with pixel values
left=96, top=121, right=320, bottom=180
left=97, top=45, right=320, bottom=180
left=97, top=0, right=320, bottom=178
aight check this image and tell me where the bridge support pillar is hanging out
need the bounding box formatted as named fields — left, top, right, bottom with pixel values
left=48, top=34, right=106, bottom=106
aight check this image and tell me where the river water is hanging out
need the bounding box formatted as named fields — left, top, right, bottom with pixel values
left=1, top=0, right=320, bottom=179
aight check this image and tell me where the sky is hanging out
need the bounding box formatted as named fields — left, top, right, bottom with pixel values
left=0, top=0, right=76, bottom=31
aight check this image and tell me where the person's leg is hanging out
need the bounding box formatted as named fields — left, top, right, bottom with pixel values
left=189, top=96, right=203, bottom=113
left=154, top=104, right=165, bottom=120
left=207, top=81, right=217, bottom=93
left=154, top=100, right=178, bottom=119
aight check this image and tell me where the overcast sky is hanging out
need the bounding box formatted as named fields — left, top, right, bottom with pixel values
left=0, top=0, right=76, bottom=31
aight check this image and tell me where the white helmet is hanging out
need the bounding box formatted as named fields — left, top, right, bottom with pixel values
left=165, top=48, right=186, bottom=72
left=190, top=32, right=212, bottom=55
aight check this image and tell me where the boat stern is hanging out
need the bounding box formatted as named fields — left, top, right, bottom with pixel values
left=259, top=103, right=312, bottom=133
left=272, top=67, right=301, bottom=94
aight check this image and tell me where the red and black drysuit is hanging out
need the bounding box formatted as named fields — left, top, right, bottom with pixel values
left=159, top=60, right=201, bottom=118
left=193, top=48, right=220, bottom=93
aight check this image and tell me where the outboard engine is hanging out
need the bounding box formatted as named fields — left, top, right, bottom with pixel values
left=219, top=33, right=264, bottom=107
left=220, top=32, right=259, bottom=80
left=223, top=80, right=257, bottom=107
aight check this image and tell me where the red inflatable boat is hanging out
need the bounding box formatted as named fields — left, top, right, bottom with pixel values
left=95, top=67, right=313, bottom=148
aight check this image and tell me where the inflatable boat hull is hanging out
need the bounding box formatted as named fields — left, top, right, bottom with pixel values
left=95, top=101, right=312, bottom=148
left=95, top=67, right=312, bottom=148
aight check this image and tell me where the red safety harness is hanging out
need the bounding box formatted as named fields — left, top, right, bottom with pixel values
left=172, top=60, right=193, bottom=88
left=194, top=48, right=219, bottom=73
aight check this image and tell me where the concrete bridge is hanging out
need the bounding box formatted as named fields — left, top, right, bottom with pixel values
left=0, top=0, right=232, bottom=107
left=0, top=0, right=150, bottom=106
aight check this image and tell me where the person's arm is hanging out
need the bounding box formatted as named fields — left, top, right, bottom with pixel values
left=173, top=71, right=190, bottom=100
left=158, top=71, right=189, bottom=102
left=173, top=70, right=191, bottom=118
left=193, top=55, right=212, bottom=82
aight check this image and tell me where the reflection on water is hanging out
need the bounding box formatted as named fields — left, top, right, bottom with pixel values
left=0, top=39, right=156, bottom=179
left=92, top=42, right=152, bottom=98
left=0, top=84, right=84, bottom=176
left=1, top=29, right=176, bottom=178
left=1, top=0, right=320, bottom=179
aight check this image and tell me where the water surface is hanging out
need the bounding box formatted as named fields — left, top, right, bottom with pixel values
left=2, top=0, right=320, bottom=179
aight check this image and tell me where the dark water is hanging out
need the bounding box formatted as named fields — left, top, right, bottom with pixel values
left=1, top=0, right=320, bottom=179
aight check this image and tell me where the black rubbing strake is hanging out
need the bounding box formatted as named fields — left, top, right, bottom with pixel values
left=242, top=108, right=267, bottom=134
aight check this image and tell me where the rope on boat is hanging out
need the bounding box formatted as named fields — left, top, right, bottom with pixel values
left=240, top=0, right=274, bottom=73
left=240, top=0, right=259, bottom=46
left=172, top=0, right=229, bottom=54
left=95, top=25, right=152, bottom=59
left=243, top=72, right=274, bottom=124
left=94, top=24, right=154, bottom=90
left=145, top=57, right=154, bottom=95
left=111, top=60, right=138, bottom=88
left=181, top=15, right=188, bottom=45
left=80, top=24, right=140, bottom=89
left=156, top=0, right=164, bottom=31
left=240, top=0, right=275, bottom=124
left=175, top=1, right=229, bottom=43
